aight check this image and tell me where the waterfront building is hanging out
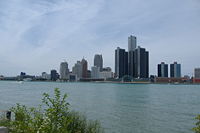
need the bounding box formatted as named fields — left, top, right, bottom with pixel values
left=128, top=35, right=137, bottom=52
left=20, top=72, right=26, bottom=76
left=128, top=50, right=136, bottom=77
left=59, top=61, right=69, bottom=80
left=155, top=77, right=187, bottom=84
left=99, top=71, right=113, bottom=79
left=69, top=73, right=77, bottom=82
left=194, top=68, right=200, bottom=83
left=115, top=35, right=149, bottom=79
left=87, top=70, right=91, bottom=78
left=72, top=61, right=82, bottom=80
left=194, top=68, right=200, bottom=78
left=91, top=66, right=100, bottom=79
left=115, top=47, right=128, bottom=78
left=42, top=72, right=51, bottom=80
left=94, top=54, right=103, bottom=71
left=19, top=72, right=26, bottom=80
left=18, top=72, right=35, bottom=80
left=133, top=46, right=149, bottom=78
left=0, top=75, right=4, bottom=80
left=127, top=36, right=149, bottom=79
left=170, top=62, right=181, bottom=78
left=81, top=58, right=88, bottom=78
left=158, top=62, right=168, bottom=77
left=50, top=70, right=59, bottom=81
left=102, top=67, right=112, bottom=72
left=128, top=35, right=137, bottom=77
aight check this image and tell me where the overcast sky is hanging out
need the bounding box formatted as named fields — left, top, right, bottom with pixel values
left=0, top=0, right=199, bottom=76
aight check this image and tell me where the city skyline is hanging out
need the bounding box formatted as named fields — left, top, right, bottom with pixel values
left=0, top=35, right=198, bottom=77
left=0, top=0, right=200, bottom=76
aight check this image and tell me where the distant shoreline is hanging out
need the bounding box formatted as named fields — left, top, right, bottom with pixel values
left=0, top=80, right=199, bottom=85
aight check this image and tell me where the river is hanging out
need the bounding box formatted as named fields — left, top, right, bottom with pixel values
left=0, top=81, right=199, bottom=133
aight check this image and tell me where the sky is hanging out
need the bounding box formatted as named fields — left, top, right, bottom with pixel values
left=0, top=0, right=200, bottom=76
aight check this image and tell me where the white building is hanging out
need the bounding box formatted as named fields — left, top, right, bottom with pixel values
left=72, top=61, right=82, bottom=80
left=194, top=68, right=200, bottom=78
left=91, top=66, right=100, bottom=79
left=99, top=71, right=113, bottom=79
left=60, top=62, right=69, bottom=80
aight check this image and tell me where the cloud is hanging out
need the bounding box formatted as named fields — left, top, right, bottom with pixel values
left=0, top=0, right=199, bottom=76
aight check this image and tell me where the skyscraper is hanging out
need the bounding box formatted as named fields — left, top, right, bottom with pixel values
left=115, top=35, right=149, bottom=79
left=128, top=35, right=137, bottom=52
left=81, top=58, right=88, bottom=78
left=115, top=47, right=128, bottom=78
left=72, top=61, right=82, bottom=80
left=134, top=46, right=149, bottom=78
left=59, top=61, right=69, bottom=80
left=158, top=62, right=168, bottom=77
left=128, top=50, right=136, bottom=77
left=94, top=54, right=103, bottom=71
left=128, top=35, right=137, bottom=77
left=170, top=62, right=181, bottom=78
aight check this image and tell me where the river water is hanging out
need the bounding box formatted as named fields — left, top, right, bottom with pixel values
left=0, top=81, right=200, bottom=133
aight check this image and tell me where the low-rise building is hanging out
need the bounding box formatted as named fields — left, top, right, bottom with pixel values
left=42, top=72, right=51, bottom=80
left=193, top=68, right=200, bottom=83
left=69, top=74, right=77, bottom=82
left=99, top=71, right=113, bottom=80
left=155, top=77, right=189, bottom=84
left=50, top=70, right=59, bottom=81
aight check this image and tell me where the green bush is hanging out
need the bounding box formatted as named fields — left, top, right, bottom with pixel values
left=0, top=88, right=104, bottom=133
left=193, top=115, right=200, bottom=133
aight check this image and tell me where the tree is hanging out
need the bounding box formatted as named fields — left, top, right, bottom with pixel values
left=193, top=115, right=200, bottom=133
left=0, top=88, right=104, bottom=133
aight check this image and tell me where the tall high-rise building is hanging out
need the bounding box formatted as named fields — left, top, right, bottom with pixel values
left=194, top=68, right=200, bottom=78
left=50, top=69, right=59, bottom=81
left=72, top=61, right=82, bottom=80
left=94, top=54, right=103, bottom=71
left=170, top=62, right=181, bottom=78
left=128, top=35, right=138, bottom=77
left=81, top=58, right=88, bottom=78
left=60, top=61, right=69, bottom=80
left=115, top=47, right=128, bottom=78
left=134, top=46, right=149, bottom=78
left=128, top=35, right=137, bottom=52
left=115, top=35, right=149, bottom=79
left=128, top=50, right=136, bottom=77
left=158, top=62, right=168, bottom=77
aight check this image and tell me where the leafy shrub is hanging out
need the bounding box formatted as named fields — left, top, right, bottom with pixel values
left=193, top=115, right=200, bottom=133
left=0, top=88, right=104, bottom=133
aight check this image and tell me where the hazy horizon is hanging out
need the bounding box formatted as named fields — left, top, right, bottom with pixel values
left=0, top=0, right=200, bottom=76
